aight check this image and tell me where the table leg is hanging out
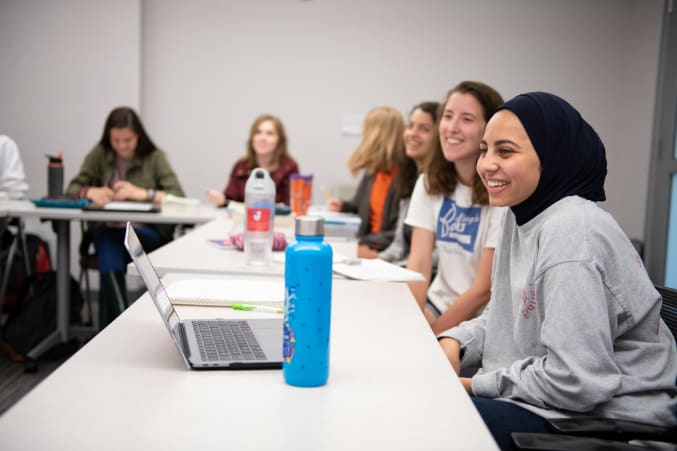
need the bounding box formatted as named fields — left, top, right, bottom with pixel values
left=54, top=219, right=70, bottom=341
left=26, top=219, right=70, bottom=359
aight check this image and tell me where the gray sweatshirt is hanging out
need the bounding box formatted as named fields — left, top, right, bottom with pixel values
left=441, top=196, right=677, bottom=426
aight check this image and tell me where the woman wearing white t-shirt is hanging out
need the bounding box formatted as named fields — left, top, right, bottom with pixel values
left=406, top=81, right=506, bottom=335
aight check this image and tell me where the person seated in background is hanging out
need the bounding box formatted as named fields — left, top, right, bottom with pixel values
left=205, top=114, right=299, bottom=206
left=66, top=106, right=185, bottom=328
left=0, top=134, right=29, bottom=200
left=358, top=102, right=439, bottom=265
left=326, top=107, right=405, bottom=252
left=439, top=92, right=677, bottom=449
left=406, top=81, right=506, bottom=335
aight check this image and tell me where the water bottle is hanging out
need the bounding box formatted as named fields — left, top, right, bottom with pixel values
left=47, top=151, right=64, bottom=198
left=244, top=168, right=275, bottom=265
left=283, top=216, right=333, bottom=387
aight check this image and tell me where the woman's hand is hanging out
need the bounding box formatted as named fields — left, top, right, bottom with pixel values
left=86, top=186, right=114, bottom=205
left=205, top=188, right=226, bottom=207
left=439, top=337, right=462, bottom=375
left=111, top=181, right=148, bottom=201
left=326, top=198, right=343, bottom=212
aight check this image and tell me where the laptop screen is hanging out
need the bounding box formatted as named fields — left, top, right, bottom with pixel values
left=123, top=223, right=180, bottom=334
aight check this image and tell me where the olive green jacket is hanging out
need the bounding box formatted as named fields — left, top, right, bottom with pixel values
left=66, top=144, right=185, bottom=241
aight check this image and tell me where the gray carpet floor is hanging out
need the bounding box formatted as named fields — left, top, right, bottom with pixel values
left=0, top=299, right=99, bottom=417
left=0, top=353, right=66, bottom=416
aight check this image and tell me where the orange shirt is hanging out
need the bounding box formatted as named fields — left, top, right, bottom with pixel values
left=369, top=167, right=398, bottom=234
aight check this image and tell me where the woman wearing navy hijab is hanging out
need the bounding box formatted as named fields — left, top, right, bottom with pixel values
left=438, top=92, right=677, bottom=448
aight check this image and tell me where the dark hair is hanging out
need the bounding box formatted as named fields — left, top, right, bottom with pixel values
left=396, top=101, right=439, bottom=198
left=416, top=101, right=440, bottom=123
left=99, top=107, right=157, bottom=158
left=425, top=81, right=504, bottom=204
left=245, top=114, right=290, bottom=171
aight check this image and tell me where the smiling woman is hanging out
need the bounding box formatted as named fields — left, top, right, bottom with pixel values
left=205, top=114, right=299, bottom=206
left=477, top=109, right=542, bottom=207
left=440, top=92, right=677, bottom=449
left=405, top=81, right=506, bottom=336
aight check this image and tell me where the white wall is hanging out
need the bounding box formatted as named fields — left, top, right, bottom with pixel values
left=142, top=0, right=663, bottom=239
left=0, top=0, right=141, bottom=274
left=0, top=0, right=664, bottom=277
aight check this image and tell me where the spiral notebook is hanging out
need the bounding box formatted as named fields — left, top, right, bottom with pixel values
left=165, top=278, right=284, bottom=308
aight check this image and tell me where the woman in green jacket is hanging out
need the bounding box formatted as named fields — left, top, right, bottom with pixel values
left=66, top=106, right=184, bottom=328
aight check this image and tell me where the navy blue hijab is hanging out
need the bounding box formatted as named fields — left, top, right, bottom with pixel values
left=497, top=92, right=607, bottom=226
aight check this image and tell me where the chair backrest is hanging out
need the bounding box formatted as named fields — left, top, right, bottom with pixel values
left=656, top=285, right=677, bottom=342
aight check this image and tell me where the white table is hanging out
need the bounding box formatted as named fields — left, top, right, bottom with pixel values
left=0, top=273, right=498, bottom=450
left=129, top=216, right=357, bottom=278
left=0, top=200, right=225, bottom=358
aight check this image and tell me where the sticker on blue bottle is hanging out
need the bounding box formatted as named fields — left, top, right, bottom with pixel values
left=283, top=286, right=297, bottom=364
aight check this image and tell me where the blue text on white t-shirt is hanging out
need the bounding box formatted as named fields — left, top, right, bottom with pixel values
left=437, top=198, right=480, bottom=252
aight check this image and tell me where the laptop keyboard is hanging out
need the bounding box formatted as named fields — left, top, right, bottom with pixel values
left=193, top=320, right=267, bottom=361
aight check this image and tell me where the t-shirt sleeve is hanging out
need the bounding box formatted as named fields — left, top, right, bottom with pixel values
left=404, top=174, right=436, bottom=231
left=482, top=206, right=507, bottom=249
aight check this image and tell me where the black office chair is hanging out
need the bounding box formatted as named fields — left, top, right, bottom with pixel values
left=77, top=221, right=128, bottom=329
left=512, top=285, right=677, bottom=450
left=657, top=285, right=677, bottom=341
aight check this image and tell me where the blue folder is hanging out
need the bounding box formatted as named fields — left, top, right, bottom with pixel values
left=31, top=198, right=90, bottom=209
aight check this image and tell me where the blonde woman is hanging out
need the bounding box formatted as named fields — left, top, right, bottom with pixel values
left=206, top=114, right=299, bottom=206
left=327, top=107, right=405, bottom=251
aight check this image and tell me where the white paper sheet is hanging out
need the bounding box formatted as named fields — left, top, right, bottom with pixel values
left=332, top=258, right=425, bottom=282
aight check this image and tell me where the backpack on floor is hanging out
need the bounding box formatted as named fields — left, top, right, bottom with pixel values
left=1, top=230, right=53, bottom=310
left=0, top=271, right=84, bottom=361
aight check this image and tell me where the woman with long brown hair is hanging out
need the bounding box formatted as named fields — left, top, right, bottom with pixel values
left=406, top=81, right=506, bottom=335
left=206, top=114, right=299, bottom=206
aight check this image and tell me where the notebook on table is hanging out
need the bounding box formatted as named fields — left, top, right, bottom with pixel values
left=85, top=201, right=161, bottom=213
left=166, top=278, right=284, bottom=308
left=123, top=222, right=282, bottom=370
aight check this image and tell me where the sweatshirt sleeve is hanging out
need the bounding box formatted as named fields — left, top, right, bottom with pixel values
left=471, top=261, right=625, bottom=412
left=0, top=136, right=29, bottom=199
left=152, top=150, right=184, bottom=197
left=438, top=304, right=490, bottom=369
left=65, top=146, right=104, bottom=197
left=379, top=198, right=409, bottom=263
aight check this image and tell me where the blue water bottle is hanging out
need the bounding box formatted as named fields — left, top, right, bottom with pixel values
left=283, top=216, right=333, bottom=387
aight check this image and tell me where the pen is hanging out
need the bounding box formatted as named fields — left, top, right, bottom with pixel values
left=232, top=303, right=284, bottom=314
left=320, top=187, right=332, bottom=201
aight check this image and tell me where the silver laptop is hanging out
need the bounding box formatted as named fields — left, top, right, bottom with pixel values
left=123, top=222, right=282, bottom=370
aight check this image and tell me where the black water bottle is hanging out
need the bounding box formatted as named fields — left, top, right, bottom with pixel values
left=47, top=151, right=63, bottom=198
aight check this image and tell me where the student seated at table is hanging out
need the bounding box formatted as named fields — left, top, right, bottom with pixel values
left=66, top=106, right=185, bottom=328
left=205, top=114, right=299, bottom=206
left=406, top=81, right=506, bottom=335
left=326, top=107, right=405, bottom=252
left=439, top=92, right=677, bottom=450
left=0, top=134, right=29, bottom=200
left=357, top=102, right=439, bottom=266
